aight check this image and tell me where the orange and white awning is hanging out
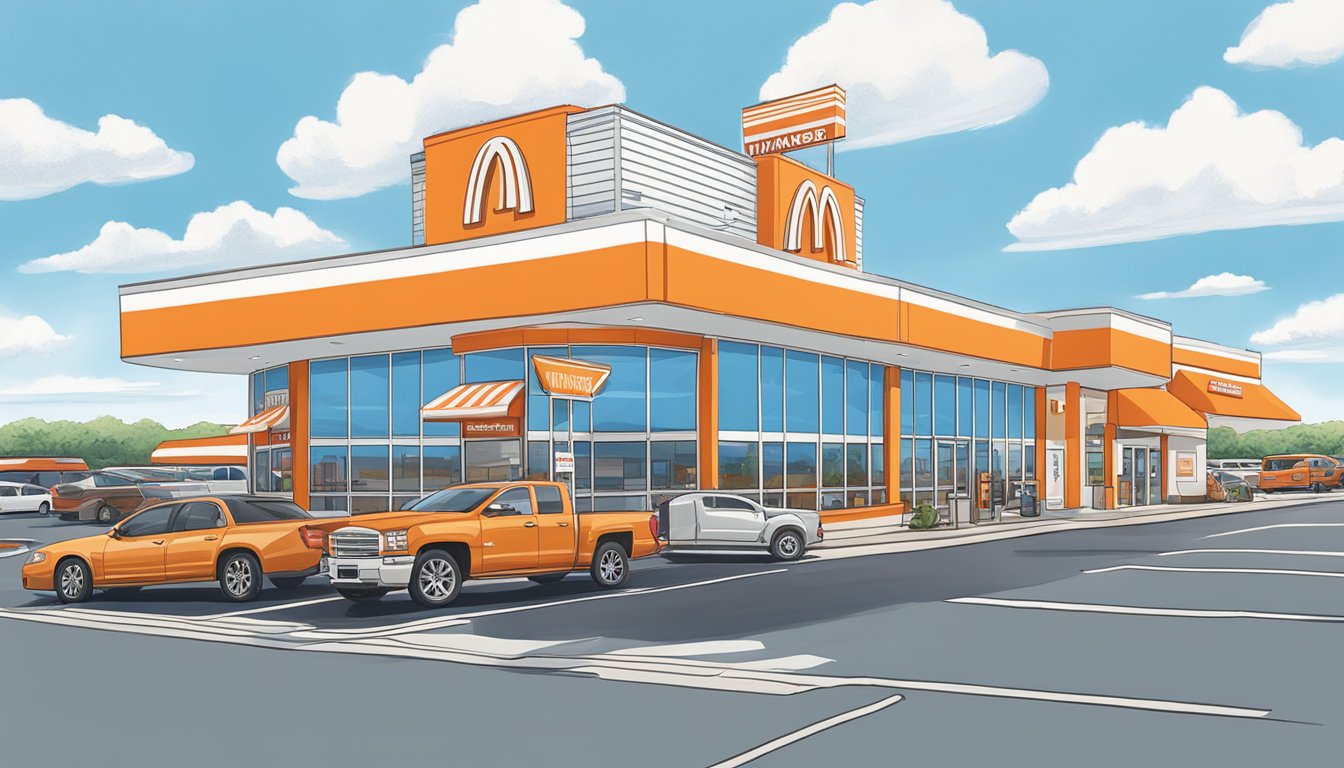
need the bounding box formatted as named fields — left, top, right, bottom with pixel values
left=1167, top=370, right=1300, bottom=427
left=1114, top=389, right=1207, bottom=431
left=152, top=434, right=248, bottom=465
left=230, top=404, right=289, bottom=434
left=421, top=381, right=525, bottom=421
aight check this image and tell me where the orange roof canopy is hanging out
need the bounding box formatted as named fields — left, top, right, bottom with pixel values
left=151, top=434, right=248, bottom=466
left=1114, top=389, right=1207, bottom=429
left=1168, top=370, right=1300, bottom=422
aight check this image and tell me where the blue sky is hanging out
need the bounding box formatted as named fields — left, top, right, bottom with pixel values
left=1, top=0, right=1342, bottom=426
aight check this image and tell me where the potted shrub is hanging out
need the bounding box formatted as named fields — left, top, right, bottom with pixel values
left=907, top=502, right=940, bottom=530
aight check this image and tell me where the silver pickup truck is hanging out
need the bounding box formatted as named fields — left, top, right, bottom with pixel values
left=656, top=493, right=823, bottom=561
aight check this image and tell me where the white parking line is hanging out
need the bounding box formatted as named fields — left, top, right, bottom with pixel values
left=1158, top=548, right=1344, bottom=558
left=710, top=693, right=906, bottom=767
left=950, top=596, right=1344, bottom=624
left=206, top=596, right=346, bottom=618
left=1086, top=564, right=1344, bottom=579
left=1205, top=523, right=1344, bottom=539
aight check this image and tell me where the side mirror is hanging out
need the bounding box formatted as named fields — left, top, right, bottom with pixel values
left=485, top=502, right=516, bottom=517
left=107, top=528, right=121, bottom=539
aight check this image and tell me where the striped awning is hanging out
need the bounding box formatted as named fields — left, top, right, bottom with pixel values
left=152, top=434, right=249, bottom=465
left=421, top=380, right=525, bottom=421
left=230, top=404, right=290, bottom=434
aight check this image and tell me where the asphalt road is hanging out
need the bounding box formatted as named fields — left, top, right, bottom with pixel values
left=2, top=497, right=1343, bottom=766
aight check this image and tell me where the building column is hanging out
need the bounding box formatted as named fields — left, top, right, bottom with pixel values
left=885, top=366, right=901, bottom=508
left=1159, top=433, right=1170, bottom=503
left=1064, top=381, right=1082, bottom=509
left=698, top=338, right=718, bottom=490
left=1035, top=387, right=1046, bottom=502
left=289, top=360, right=310, bottom=510
left=1104, top=390, right=1118, bottom=510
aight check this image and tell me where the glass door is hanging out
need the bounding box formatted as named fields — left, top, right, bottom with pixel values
left=936, top=440, right=971, bottom=525
left=1133, top=448, right=1148, bottom=506
left=1120, top=447, right=1134, bottom=507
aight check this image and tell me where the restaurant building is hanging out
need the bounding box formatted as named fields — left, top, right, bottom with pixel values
left=117, top=96, right=1299, bottom=521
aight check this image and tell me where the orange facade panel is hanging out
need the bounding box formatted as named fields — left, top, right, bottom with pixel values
left=1113, top=389, right=1207, bottom=429
left=1051, top=328, right=1170, bottom=377
left=1172, top=346, right=1260, bottom=379
left=903, top=303, right=1051, bottom=369
left=452, top=327, right=703, bottom=354
left=1167, top=370, right=1299, bottom=422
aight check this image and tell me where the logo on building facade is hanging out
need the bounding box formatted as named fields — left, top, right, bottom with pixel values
left=1207, top=379, right=1243, bottom=398
left=532, top=355, right=612, bottom=399
left=463, top=136, right=534, bottom=225
left=742, top=85, right=847, bottom=158
left=783, top=179, right=848, bottom=263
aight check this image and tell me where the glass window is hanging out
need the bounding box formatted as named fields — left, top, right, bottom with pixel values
left=351, top=445, right=389, bottom=492
left=573, top=346, right=647, bottom=432
left=391, top=352, right=421, bottom=437
left=899, top=368, right=914, bottom=436
left=822, top=442, right=843, bottom=487
left=651, top=440, right=696, bottom=490
left=1024, top=387, right=1037, bottom=440
left=1024, top=443, right=1036, bottom=481
left=310, top=358, right=348, bottom=438
left=763, top=442, right=784, bottom=489
left=593, top=441, right=646, bottom=491
left=914, top=371, right=932, bottom=436
left=1009, top=443, right=1023, bottom=481
left=822, top=491, right=845, bottom=510
left=553, top=399, right=570, bottom=433
left=846, top=360, right=869, bottom=436
left=408, top=487, right=492, bottom=512
left=957, top=378, right=974, bottom=437
left=591, top=495, right=648, bottom=512
left=465, top=439, right=521, bottom=483
left=493, top=488, right=534, bottom=516
left=992, top=382, right=1006, bottom=439
left=526, top=346, right=566, bottom=431
left=650, top=348, right=697, bottom=432
left=706, top=495, right=757, bottom=511
left=761, top=347, right=784, bottom=432
left=422, top=348, right=460, bottom=437
left=718, top=342, right=759, bottom=432
left=574, top=441, right=592, bottom=491
left=846, top=443, right=868, bottom=486
left=310, top=447, right=347, bottom=493
left=272, top=447, right=293, bottom=493
left=900, top=438, right=913, bottom=491
left=870, top=364, right=884, bottom=437
left=934, top=375, right=955, bottom=436
left=1008, top=384, right=1024, bottom=440
left=822, top=356, right=844, bottom=434
left=351, top=496, right=391, bottom=515
left=718, top=441, right=759, bottom=490
left=309, top=496, right=347, bottom=514
left=350, top=355, right=390, bottom=438
left=227, top=498, right=311, bottom=523
left=785, top=351, right=819, bottom=433
left=786, top=491, right=818, bottom=511
left=392, top=445, right=420, bottom=493
left=1087, top=451, right=1104, bottom=486
left=253, top=449, right=272, bottom=494
left=422, top=446, right=461, bottom=491
left=915, top=439, right=933, bottom=488
left=526, top=441, right=550, bottom=481
left=264, top=365, right=289, bottom=397
left=572, top=400, right=591, bottom=432
left=871, top=444, right=885, bottom=486
left=535, top=485, right=565, bottom=514
left=251, top=372, right=264, bottom=416
left=172, top=502, right=223, bottom=531
left=465, top=347, right=524, bottom=383
left=120, top=505, right=174, bottom=537
left=974, top=380, right=990, bottom=439
left=786, top=442, right=817, bottom=488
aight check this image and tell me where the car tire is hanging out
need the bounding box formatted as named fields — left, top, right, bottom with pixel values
left=590, top=541, right=629, bottom=589
left=217, top=551, right=262, bottom=602
left=335, top=587, right=391, bottom=601
left=55, top=558, right=92, bottom=604
left=769, top=528, right=806, bottom=562
left=37, top=502, right=50, bottom=516
left=408, top=549, right=463, bottom=608
left=528, top=573, right=568, bottom=585
left=97, top=505, right=116, bottom=524
left=270, top=576, right=306, bottom=590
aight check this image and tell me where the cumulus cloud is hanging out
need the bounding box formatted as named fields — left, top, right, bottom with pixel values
left=0, top=376, right=164, bottom=397
left=18, top=201, right=346, bottom=275
left=277, top=0, right=625, bottom=200
left=1136, top=272, right=1269, bottom=300
left=1250, top=292, right=1344, bottom=346
left=760, top=0, right=1048, bottom=150
left=0, top=315, right=71, bottom=358
left=1262, top=349, right=1341, bottom=363
left=1006, top=87, right=1344, bottom=251
left=0, top=98, right=193, bottom=200
left=1225, top=0, right=1344, bottom=68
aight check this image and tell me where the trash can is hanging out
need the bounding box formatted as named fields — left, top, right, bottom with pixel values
left=1019, top=481, right=1040, bottom=517
left=950, top=493, right=972, bottom=525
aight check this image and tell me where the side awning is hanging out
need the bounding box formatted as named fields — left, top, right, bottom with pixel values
left=230, top=404, right=290, bottom=434
left=1114, top=389, right=1207, bottom=431
left=1167, top=370, right=1300, bottom=429
left=151, top=434, right=248, bottom=465
left=421, top=381, right=525, bottom=421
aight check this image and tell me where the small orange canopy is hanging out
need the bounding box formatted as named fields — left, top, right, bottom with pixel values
left=151, top=434, right=248, bottom=466
left=1114, top=388, right=1207, bottom=429
left=1167, top=370, right=1300, bottom=422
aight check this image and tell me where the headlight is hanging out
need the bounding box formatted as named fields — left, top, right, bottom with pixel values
left=24, top=551, right=46, bottom=565
left=383, top=529, right=409, bottom=552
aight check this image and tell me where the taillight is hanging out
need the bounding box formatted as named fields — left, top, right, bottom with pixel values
left=299, top=525, right=327, bottom=549
left=50, top=486, right=60, bottom=498
left=648, top=513, right=658, bottom=540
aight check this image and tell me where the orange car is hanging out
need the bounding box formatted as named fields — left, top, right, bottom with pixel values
left=1259, top=455, right=1344, bottom=494
left=21, top=495, right=339, bottom=603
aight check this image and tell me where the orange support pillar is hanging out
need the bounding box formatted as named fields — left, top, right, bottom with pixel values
left=885, top=366, right=901, bottom=508
left=1034, top=387, right=1046, bottom=498
left=1104, top=391, right=1118, bottom=510
left=289, top=360, right=310, bottom=510
left=1065, top=381, right=1081, bottom=509
left=698, top=338, right=718, bottom=490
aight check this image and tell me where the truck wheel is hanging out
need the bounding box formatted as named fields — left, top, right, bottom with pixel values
left=409, top=549, right=463, bottom=608
left=591, top=541, right=629, bottom=589
left=218, top=551, right=262, bottom=602
left=336, top=587, right=390, bottom=601
left=97, top=505, right=116, bottom=524
left=55, top=558, right=92, bottom=604
left=529, top=573, right=567, bottom=585
left=770, top=529, right=806, bottom=562
left=270, top=576, right=306, bottom=590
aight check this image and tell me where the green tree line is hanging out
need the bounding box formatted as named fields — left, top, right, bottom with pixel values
left=1208, top=421, right=1344, bottom=460
left=0, top=417, right=229, bottom=469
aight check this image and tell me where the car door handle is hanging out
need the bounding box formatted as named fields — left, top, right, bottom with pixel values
left=152, top=540, right=164, bottom=545
left=557, top=522, right=569, bottom=527
left=204, top=535, right=218, bottom=541
left=523, top=521, right=537, bottom=528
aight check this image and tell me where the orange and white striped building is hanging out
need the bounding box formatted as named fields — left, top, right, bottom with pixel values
left=118, top=102, right=1297, bottom=519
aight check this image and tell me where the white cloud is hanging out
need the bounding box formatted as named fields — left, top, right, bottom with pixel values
left=0, top=315, right=71, bottom=358
left=276, top=0, right=625, bottom=200
left=0, top=376, right=163, bottom=397
left=760, top=0, right=1048, bottom=151
left=1263, top=349, right=1343, bottom=363
left=1225, top=0, right=1344, bottom=68
left=0, top=98, right=193, bottom=200
left=18, top=201, right=346, bottom=274
left=1006, top=87, right=1344, bottom=251
left=1250, top=292, right=1344, bottom=345
left=1136, top=272, right=1269, bottom=300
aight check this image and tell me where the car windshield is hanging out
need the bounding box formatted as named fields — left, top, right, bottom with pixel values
left=225, top=498, right=312, bottom=523
left=405, top=487, right=494, bottom=513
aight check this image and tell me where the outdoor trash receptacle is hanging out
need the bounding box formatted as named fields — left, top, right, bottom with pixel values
left=1019, top=483, right=1040, bottom=517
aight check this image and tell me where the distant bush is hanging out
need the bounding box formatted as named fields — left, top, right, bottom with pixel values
left=0, top=416, right=229, bottom=469
left=1208, top=421, right=1344, bottom=460
left=908, top=502, right=940, bottom=530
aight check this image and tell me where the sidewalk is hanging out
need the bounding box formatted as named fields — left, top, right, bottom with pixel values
left=815, top=491, right=1343, bottom=555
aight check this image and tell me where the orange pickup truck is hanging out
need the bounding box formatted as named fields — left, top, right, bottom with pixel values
left=325, top=481, right=661, bottom=608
